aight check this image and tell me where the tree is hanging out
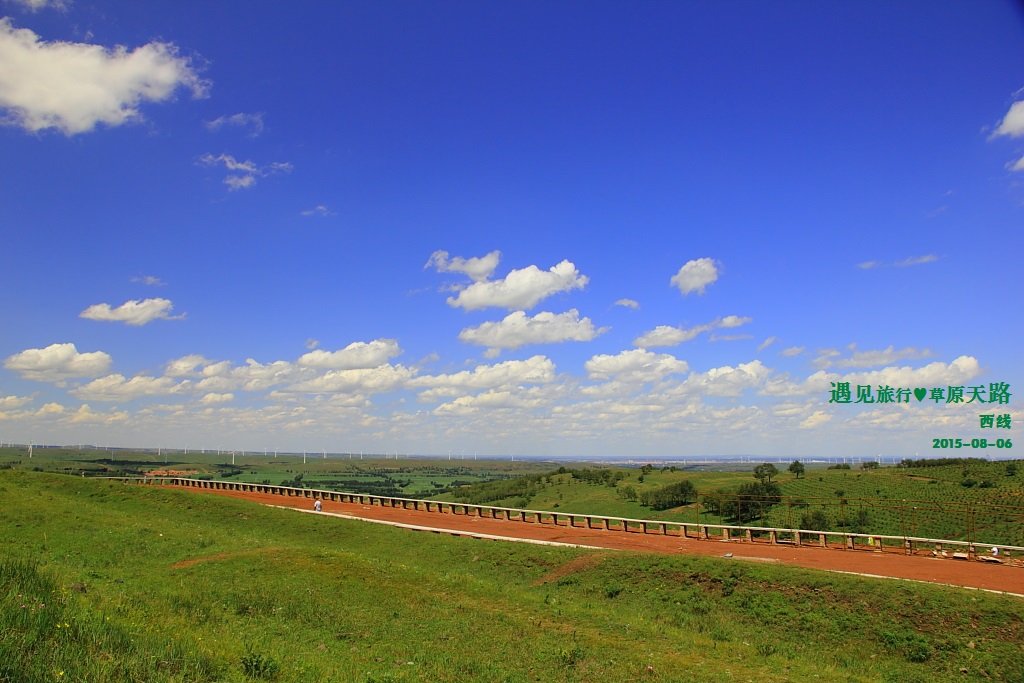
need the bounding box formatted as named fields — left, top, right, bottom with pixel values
left=753, top=463, right=779, bottom=484
left=720, top=481, right=782, bottom=523
left=788, top=460, right=805, bottom=479
left=800, top=509, right=829, bottom=531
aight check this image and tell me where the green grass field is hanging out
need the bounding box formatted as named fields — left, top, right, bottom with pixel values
left=2, top=469, right=1024, bottom=682
left=434, top=460, right=1024, bottom=547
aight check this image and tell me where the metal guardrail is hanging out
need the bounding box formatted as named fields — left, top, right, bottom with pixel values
left=108, top=476, right=1024, bottom=559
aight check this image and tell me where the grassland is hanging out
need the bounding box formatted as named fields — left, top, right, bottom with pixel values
left=434, top=460, right=1024, bottom=547
left=2, top=469, right=1024, bottom=682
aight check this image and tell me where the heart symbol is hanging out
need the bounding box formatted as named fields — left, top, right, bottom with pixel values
left=913, top=388, right=927, bottom=402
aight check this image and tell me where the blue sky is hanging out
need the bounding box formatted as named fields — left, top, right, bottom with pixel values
left=1, top=0, right=1022, bottom=458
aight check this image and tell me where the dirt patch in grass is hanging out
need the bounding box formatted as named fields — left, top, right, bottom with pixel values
left=533, top=553, right=609, bottom=585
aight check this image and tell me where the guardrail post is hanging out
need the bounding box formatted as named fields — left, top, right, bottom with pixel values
left=769, top=530, right=777, bottom=545
left=744, top=529, right=753, bottom=542
left=794, top=531, right=801, bottom=547
left=819, top=533, right=826, bottom=547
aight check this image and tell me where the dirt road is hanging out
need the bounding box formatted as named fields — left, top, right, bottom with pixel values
left=196, top=487, right=1024, bottom=596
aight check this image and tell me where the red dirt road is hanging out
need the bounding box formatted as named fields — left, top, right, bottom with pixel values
left=197, top=488, right=1024, bottom=597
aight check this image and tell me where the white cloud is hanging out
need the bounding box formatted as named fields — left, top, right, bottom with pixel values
left=717, top=315, right=751, bottom=328
left=304, top=338, right=320, bottom=350
left=4, top=342, right=111, bottom=381
left=199, top=392, right=233, bottom=405
left=709, top=333, right=752, bottom=342
left=197, top=153, right=292, bottom=190
left=164, top=354, right=211, bottom=378
left=66, top=404, right=129, bottom=425
left=0, top=395, right=32, bottom=409
left=0, top=18, right=206, bottom=135
left=297, top=339, right=402, bottom=370
left=447, top=260, right=588, bottom=310
left=80, top=297, right=183, bottom=325
left=780, top=346, right=805, bottom=357
left=425, top=250, right=501, bottom=282
left=205, top=112, right=263, bottom=136
left=411, top=355, right=555, bottom=393
left=1009, top=154, right=1024, bottom=172
left=670, top=258, right=718, bottom=295
left=614, top=298, right=639, bottom=309
left=285, top=364, right=414, bottom=395
left=433, top=389, right=547, bottom=416
left=675, top=360, right=771, bottom=397
left=814, top=345, right=931, bottom=369
left=760, top=355, right=981, bottom=397
left=194, top=358, right=298, bottom=392
left=71, top=374, right=191, bottom=401
left=6, top=0, right=69, bottom=11
left=585, top=349, right=688, bottom=384
left=130, top=275, right=166, bottom=286
left=633, top=323, right=712, bottom=348
left=992, top=100, right=1024, bottom=138
left=857, top=255, right=938, bottom=269
left=458, top=309, right=608, bottom=352
left=300, top=204, right=333, bottom=217
left=800, top=410, right=831, bottom=429
left=757, top=336, right=778, bottom=352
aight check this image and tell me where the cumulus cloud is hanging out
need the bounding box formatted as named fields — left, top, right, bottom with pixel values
left=992, top=100, right=1024, bottom=139
left=717, top=315, right=751, bottom=328
left=675, top=360, right=771, bottom=397
left=297, top=339, right=401, bottom=370
left=800, top=410, right=831, bottom=429
left=411, top=356, right=555, bottom=393
left=585, top=349, right=688, bottom=384
left=130, top=275, right=166, bottom=286
left=199, top=392, right=233, bottom=405
left=447, top=260, right=588, bottom=310
left=285, top=364, right=414, bottom=395
left=670, top=258, right=718, bottom=295
left=760, top=355, right=981, bottom=397
left=433, top=389, right=547, bottom=415
left=0, top=18, right=206, bottom=135
left=71, top=373, right=191, bottom=401
left=164, top=354, right=211, bottom=378
left=197, top=153, right=291, bottom=190
left=633, top=324, right=709, bottom=348
left=80, top=298, right=183, bottom=325
left=4, top=342, right=111, bottom=381
left=425, top=250, right=500, bottom=282
left=633, top=315, right=751, bottom=348
left=458, top=309, right=607, bottom=352
left=205, top=111, right=263, bottom=136
left=614, top=298, right=639, bottom=309
left=0, top=395, right=33, bottom=409
left=194, top=358, right=297, bottom=392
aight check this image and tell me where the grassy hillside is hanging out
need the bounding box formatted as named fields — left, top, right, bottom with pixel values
left=2, top=470, right=1023, bottom=682
left=436, top=461, right=1024, bottom=546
